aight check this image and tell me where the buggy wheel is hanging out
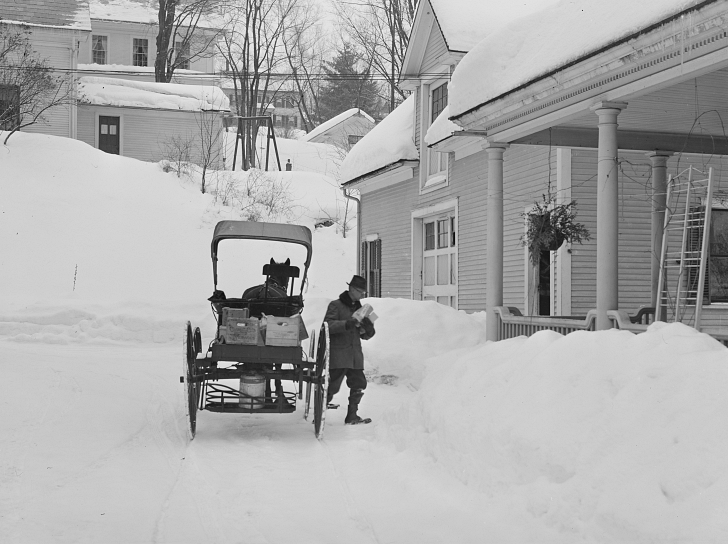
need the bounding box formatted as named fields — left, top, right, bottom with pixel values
left=184, top=321, right=199, bottom=439
left=303, top=329, right=316, bottom=421
left=313, top=323, right=330, bottom=440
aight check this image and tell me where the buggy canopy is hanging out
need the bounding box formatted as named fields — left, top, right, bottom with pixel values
left=211, top=221, right=313, bottom=287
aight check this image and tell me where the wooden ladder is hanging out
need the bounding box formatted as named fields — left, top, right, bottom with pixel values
left=656, top=166, right=714, bottom=330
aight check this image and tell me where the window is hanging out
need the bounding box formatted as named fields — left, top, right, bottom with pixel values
left=431, top=82, right=448, bottom=123
left=133, top=38, right=148, bottom=66
left=0, top=84, right=20, bottom=131
left=92, top=35, right=107, bottom=64
left=422, top=214, right=457, bottom=307
left=437, top=218, right=450, bottom=248
left=175, top=41, right=190, bottom=70
left=709, top=208, right=728, bottom=302
left=361, top=239, right=382, bottom=297
left=424, top=222, right=435, bottom=250
left=425, top=82, right=450, bottom=185
left=348, top=134, right=363, bottom=146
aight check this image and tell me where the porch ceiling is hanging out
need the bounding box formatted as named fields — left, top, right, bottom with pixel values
left=514, top=68, right=728, bottom=154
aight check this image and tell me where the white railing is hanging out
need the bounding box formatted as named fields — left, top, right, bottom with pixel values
left=495, top=307, right=596, bottom=340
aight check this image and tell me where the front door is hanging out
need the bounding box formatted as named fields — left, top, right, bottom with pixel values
left=98, top=116, right=120, bottom=154
left=422, top=214, right=457, bottom=308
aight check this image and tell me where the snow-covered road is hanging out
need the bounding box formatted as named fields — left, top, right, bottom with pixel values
left=1, top=340, right=493, bottom=544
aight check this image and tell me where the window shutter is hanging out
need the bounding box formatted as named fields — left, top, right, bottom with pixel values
left=368, top=239, right=381, bottom=297
left=361, top=241, right=367, bottom=278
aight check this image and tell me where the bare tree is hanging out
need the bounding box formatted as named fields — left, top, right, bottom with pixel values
left=196, top=110, right=224, bottom=193
left=218, top=0, right=298, bottom=170
left=0, top=24, right=75, bottom=144
left=155, top=0, right=226, bottom=83
left=332, top=0, right=415, bottom=113
left=282, top=0, right=327, bottom=132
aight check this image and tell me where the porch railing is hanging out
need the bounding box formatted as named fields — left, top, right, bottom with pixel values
left=495, top=306, right=596, bottom=340
left=495, top=306, right=728, bottom=348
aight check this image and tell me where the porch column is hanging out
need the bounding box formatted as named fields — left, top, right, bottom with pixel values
left=484, top=142, right=509, bottom=341
left=591, top=102, right=627, bottom=331
left=647, top=151, right=672, bottom=309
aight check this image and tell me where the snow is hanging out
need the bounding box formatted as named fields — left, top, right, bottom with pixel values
left=88, top=0, right=224, bottom=29
left=2, top=131, right=728, bottom=542
left=450, top=0, right=702, bottom=119
left=89, top=0, right=158, bottom=24
left=429, top=0, right=558, bottom=52
left=77, top=76, right=229, bottom=111
left=339, top=95, right=418, bottom=183
left=300, top=108, right=375, bottom=143
left=424, top=104, right=462, bottom=146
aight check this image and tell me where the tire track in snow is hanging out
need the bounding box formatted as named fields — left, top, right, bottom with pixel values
left=321, top=440, right=382, bottom=544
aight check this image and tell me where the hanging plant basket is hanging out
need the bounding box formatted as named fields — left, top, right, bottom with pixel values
left=522, top=197, right=591, bottom=265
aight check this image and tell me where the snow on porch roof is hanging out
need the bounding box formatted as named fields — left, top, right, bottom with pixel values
left=77, top=77, right=230, bottom=112
left=449, top=0, right=706, bottom=120
left=340, top=95, right=418, bottom=184
left=301, top=108, right=375, bottom=143
left=428, top=0, right=558, bottom=53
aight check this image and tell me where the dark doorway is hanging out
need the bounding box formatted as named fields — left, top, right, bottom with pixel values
left=538, top=249, right=551, bottom=316
left=98, top=116, right=120, bottom=154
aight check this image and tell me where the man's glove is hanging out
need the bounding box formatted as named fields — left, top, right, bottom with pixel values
left=345, top=318, right=359, bottom=331
left=359, top=316, right=376, bottom=340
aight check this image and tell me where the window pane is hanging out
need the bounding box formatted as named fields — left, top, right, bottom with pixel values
left=437, top=219, right=449, bottom=248
left=424, top=222, right=435, bottom=250
left=133, top=38, right=148, bottom=66
left=450, top=253, right=456, bottom=284
left=92, top=35, right=107, bottom=64
left=431, top=82, right=448, bottom=123
left=100, top=124, right=108, bottom=134
left=109, top=125, right=117, bottom=135
left=710, top=256, right=728, bottom=302
left=437, top=296, right=448, bottom=305
left=424, top=256, right=436, bottom=286
left=437, top=254, right=448, bottom=284
left=175, top=41, right=190, bottom=70
left=450, top=216, right=456, bottom=246
left=710, top=210, right=728, bottom=255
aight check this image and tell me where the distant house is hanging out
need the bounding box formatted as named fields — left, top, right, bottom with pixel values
left=78, top=0, right=219, bottom=84
left=0, top=0, right=92, bottom=139
left=76, top=76, right=229, bottom=166
left=302, top=109, right=375, bottom=148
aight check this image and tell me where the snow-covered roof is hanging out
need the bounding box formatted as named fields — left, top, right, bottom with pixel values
left=301, top=109, right=375, bottom=143
left=450, top=0, right=704, bottom=119
left=88, top=0, right=222, bottom=28
left=77, top=77, right=229, bottom=112
left=429, top=0, right=557, bottom=53
left=88, top=0, right=156, bottom=23
left=1, top=0, right=91, bottom=30
left=425, top=105, right=462, bottom=146
left=340, top=95, right=418, bottom=184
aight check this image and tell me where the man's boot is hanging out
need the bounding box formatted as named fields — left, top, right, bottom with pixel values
left=345, top=403, right=371, bottom=425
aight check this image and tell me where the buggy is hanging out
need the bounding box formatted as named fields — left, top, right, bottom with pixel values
left=181, top=220, right=330, bottom=439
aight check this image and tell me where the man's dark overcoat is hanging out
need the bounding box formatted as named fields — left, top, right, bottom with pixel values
left=324, top=291, right=374, bottom=369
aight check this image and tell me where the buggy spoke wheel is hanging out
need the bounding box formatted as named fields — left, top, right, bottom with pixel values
left=184, top=321, right=199, bottom=439
left=313, top=323, right=330, bottom=439
left=303, top=329, right=316, bottom=421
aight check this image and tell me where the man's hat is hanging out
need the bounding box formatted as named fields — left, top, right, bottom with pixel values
left=347, top=275, right=367, bottom=291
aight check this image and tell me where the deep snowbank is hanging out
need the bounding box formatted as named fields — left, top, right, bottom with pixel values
left=366, top=306, right=728, bottom=542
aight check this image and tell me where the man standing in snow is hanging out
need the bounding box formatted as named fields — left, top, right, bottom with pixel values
left=324, top=275, right=376, bottom=425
